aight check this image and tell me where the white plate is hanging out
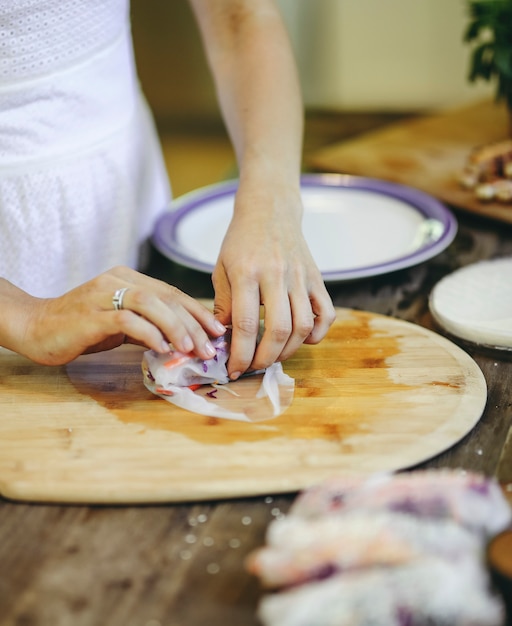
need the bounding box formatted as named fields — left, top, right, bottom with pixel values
left=429, top=257, right=512, bottom=350
left=152, top=174, right=457, bottom=282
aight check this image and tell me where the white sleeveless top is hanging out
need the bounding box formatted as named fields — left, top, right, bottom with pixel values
left=0, top=0, right=171, bottom=297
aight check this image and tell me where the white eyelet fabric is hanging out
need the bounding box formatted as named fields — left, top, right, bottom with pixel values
left=0, top=1, right=171, bottom=297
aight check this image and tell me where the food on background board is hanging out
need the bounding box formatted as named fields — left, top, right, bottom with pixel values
left=458, top=139, right=512, bottom=203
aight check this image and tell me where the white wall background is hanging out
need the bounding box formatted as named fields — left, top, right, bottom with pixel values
left=277, top=0, right=494, bottom=111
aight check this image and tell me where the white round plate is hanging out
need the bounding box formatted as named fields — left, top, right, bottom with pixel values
left=429, top=257, right=512, bottom=350
left=152, top=174, right=457, bottom=282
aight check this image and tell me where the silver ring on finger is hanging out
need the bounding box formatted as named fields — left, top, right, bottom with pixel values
left=112, top=287, right=129, bottom=311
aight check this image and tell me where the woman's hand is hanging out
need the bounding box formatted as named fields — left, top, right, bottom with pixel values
left=213, top=184, right=336, bottom=379
left=189, top=0, right=336, bottom=378
left=3, top=266, right=226, bottom=366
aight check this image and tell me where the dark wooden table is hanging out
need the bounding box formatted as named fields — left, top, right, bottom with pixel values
left=2, top=132, right=512, bottom=626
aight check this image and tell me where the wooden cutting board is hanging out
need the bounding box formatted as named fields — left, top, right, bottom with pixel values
left=0, top=308, right=486, bottom=504
left=309, top=99, right=512, bottom=224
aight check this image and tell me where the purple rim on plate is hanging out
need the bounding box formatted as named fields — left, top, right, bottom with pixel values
left=151, top=173, right=457, bottom=282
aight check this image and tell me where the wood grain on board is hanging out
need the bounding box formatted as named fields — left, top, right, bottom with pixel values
left=0, top=308, right=486, bottom=504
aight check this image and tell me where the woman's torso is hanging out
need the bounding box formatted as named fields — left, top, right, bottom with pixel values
left=0, top=0, right=170, bottom=296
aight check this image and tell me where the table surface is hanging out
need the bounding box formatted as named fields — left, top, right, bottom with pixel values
left=2, top=114, right=512, bottom=626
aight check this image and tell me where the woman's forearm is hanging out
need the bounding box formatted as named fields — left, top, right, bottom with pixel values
left=189, top=0, right=303, bottom=191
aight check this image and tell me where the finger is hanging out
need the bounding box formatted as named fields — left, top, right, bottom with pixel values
left=251, top=284, right=292, bottom=371
left=304, top=289, right=337, bottom=345
left=212, top=265, right=233, bottom=327
left=111, top=267, right=226, bottom=339
left=226, top=278, right=261, bottom=379
left=160, top=286, right=226, bottom=338
left=106, top=309, right=173, bottom=353
left=112, top=287, right=220, bottom=359
left=274, top=291, right=316, bottom=362
left=62, top=310, right=168, bottom=359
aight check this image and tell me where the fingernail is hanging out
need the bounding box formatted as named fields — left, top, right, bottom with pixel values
left=205, top=341, right=216, bottom=357
left=160, top=340, right=171, bottom=353
left=230, top=371, right=241, bottom=381
left=182, top=336, right=194, bottom=353
left=214, top=320, right=226, bottom=334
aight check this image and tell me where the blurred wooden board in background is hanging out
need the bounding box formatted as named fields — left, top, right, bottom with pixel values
left=308, top=100, right=512, bottom=224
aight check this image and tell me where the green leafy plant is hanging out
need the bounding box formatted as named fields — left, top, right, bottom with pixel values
left=465, top=0, right=512, bottom=109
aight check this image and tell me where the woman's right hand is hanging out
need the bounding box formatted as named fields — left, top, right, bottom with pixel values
left=3, top=266, right=226, bottom=366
